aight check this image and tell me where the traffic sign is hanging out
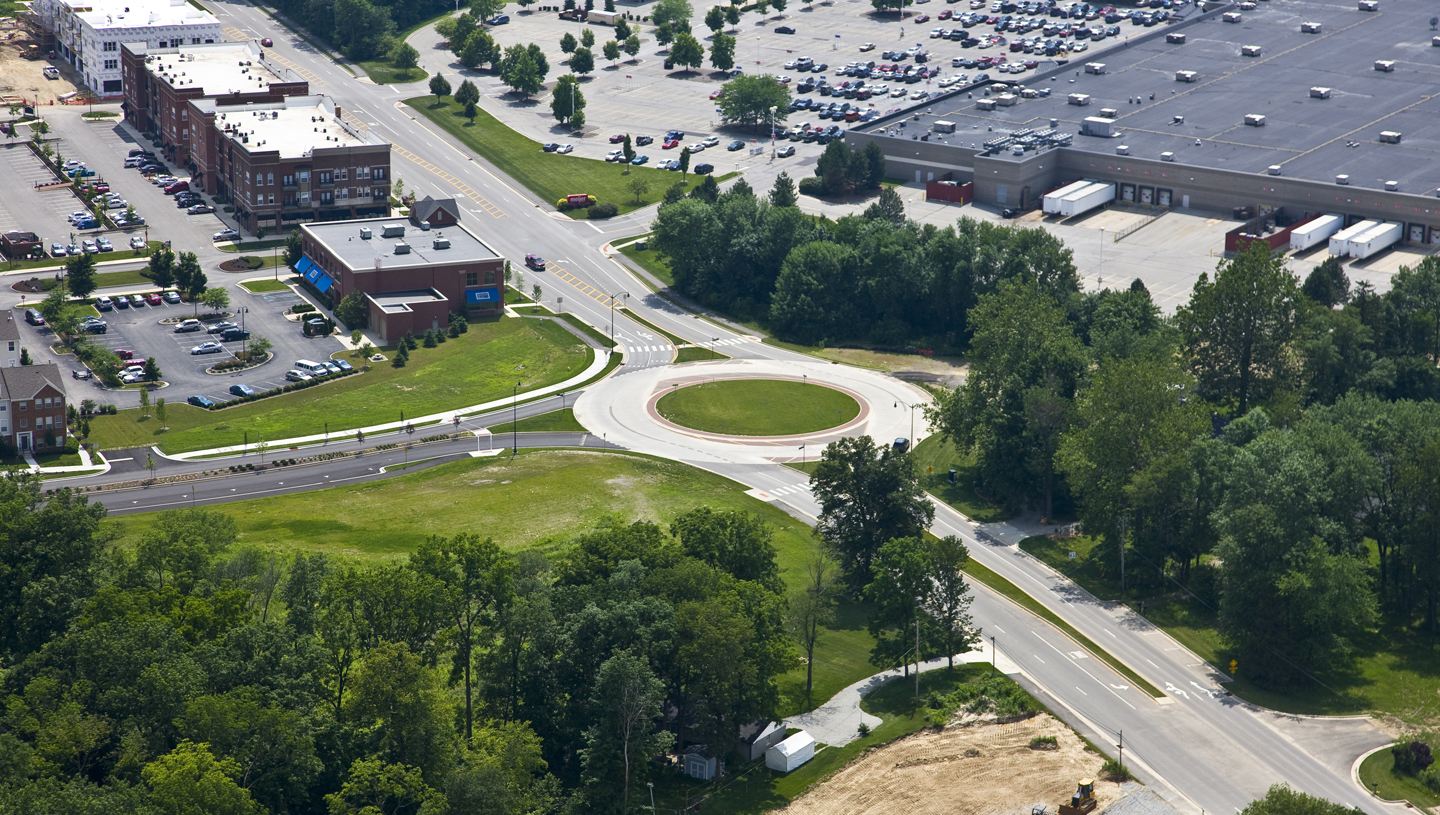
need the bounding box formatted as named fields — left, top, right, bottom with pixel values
left=1229, top=659, right=1238, bottom=675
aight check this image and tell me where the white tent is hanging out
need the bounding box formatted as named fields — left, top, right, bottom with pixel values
left=765, top=731, right=816, bottom=772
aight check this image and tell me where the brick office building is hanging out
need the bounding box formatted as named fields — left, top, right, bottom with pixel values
left=297, top=217, right=504, bottom=343
left=0, top=319, right=67, bottom=451
left=191, top=94, right=392, bottom=235
left=122, top=40, right=309, bottom=174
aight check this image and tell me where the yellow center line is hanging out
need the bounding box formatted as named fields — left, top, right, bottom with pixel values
left=388, top=145, right=506, bottom=218
left=547, top=264, right=611, bottom=305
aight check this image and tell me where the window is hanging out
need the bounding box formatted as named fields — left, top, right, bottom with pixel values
left=338, top=168, right=348, bottom=180
left=357, top=166, right=370, bottom=179
left=372, top=167, right=387, bottom=181
left=299, top=191, right=310, bottom=204
left=298, top=170, right=310, bottom=183
left=466, top=271, right=478, bottom=286
left=339, top=187, right=349, bottom=200
left=283, top=174, right=294, bottom=186
left=319, top=171, right=331, bottom=184
left=6, top=341, right=13, bottom=351
left=103, top=41, right=117, bottom=51
left=18, top=402, right=25, bottom=412
left=320, top=191, right=332, bottom=204
left=191, top=37, right=201, bottom=44
left=44, top=398, right=52, bottom=408
left=358, top=186, right=369, bottom=198
left=19, top=419, right=26, bottom=429
left=268, top=193, right=275, bottom=205
left=103, top=59, right=117, bottom=70
left=484, top=270, right=495, bottom=284
left=266, top=172, right=274, bottom=185
left=245, top=171, right=251, bottom=186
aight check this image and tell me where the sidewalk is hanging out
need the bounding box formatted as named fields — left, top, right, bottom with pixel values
left=21, top=446, right=110, bottom=475
left=159, top=348, right=614, bottom=461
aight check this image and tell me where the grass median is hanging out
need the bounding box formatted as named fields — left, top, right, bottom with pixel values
left=912, top=435, right=1012, bottom=523
left=87, top=317, right=591, bottom=454
left=656, top=379, right=860, bottom=436
left=485, top=408, right=586, bottom=434
left=404, top=95, right=722, bottom=214
left=238, top=278, right=293, bottom=293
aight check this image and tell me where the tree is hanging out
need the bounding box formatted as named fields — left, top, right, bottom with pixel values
left=560, top=31, right=577, bottom=53
left=678, top=144, right=691, bottom=177
left=705, top=5, right=724, bottom=32
left=769, top=171, right=797, bottom=207
left=622, top=133, right=635, bottom=163
left=199, top=287, right=230, bottom=313
left=527, top=42, right=550, bottom=80
left=451, top=12, right=479, bottom=55
left=460, top=28, right=497, bottom=69
left=580, top=651, right=674, bottom=810
left=655, top=20, right=674, bottom=46
left=725, top=3, right=740, bottom=29
left=652, top=0, right=693, bottom=27
left=866, top=536, right=930, bottom=672
left=134, top=507, right=238, bottom=593
left=1390, top=256, right=1440, bottom=365
left=325, top=759, right=445, bottom=815
left=816, top=137, right=854, bottom=195
left=1300, top=256, right=1349, bottom=308
left=435, top=15, right=458, bottom=41
left=603, top=39, right=620, bottom=63
left=454, top=79, right=480, bottom=108
left=773, top=0, right=787, bottom=13
left=1240, top=785, right=1363, bottom=815
left=1177, top=241, right=1299, bottom=414
left=670, top=507, right=782, bottom=591
left=64, top=252, right=96, bottom=299
left=615, top=16, right=632, bottom=40
left=863, top=185, right=905, bottom=225
left=142, top=741, right=265, bottom=815
left=708, top=31, right=735, bottom=70
left=768, top=240, right=858, bottom=344
left=335, top=290, right=368, bottom=329
left=580, top=27, right=595, bottom=48
left=669, top=32, right=704, bottom=71
left=786, top=553, right=837, bottom=695
left=428, top=72, right=452, bottom=98
left=139, top=386, right=150, bottom=418
left=176, top=251, right=205, bottom=301
left=248, top=335, right=272, bottom=360
left=390, top=41, right=419, bottom=76
left=624, top=33, right=641, bottom=59
left=717, top=73, right=791, bottom=128
left=626, top=174, right=650, bottom=203
left=810, top=435, right=935, bottom=586
left=502, top=48, right=543, bottom=97
left=345, top=641, right=456, bottom=778
left=284, top=228, right=302, bottom=267
left=568, top=46, right=595, bottom=75
left=923, top=535, right=979, bottom=668
left=156, top=397, right=166, bottom=427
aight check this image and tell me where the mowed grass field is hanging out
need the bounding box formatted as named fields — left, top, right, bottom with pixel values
left=405, top=96, right=724, bottom=214
left=105, top=448, right=878, bottom=716
left=656, top=379, right=860, bottom=436
left=88, top=318, right=591, bottom=453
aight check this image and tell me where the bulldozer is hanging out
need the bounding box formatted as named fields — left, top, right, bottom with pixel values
left=1058, top=779, right=1097, bottom=815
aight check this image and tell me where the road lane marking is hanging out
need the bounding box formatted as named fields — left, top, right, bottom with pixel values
left=389, top=144, right=505, bottom=218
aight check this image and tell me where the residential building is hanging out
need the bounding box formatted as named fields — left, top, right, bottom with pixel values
left=297, top=216, right=505, bottom=343
left=0, top=318, right=67, bottom=451
left=34, top=0, right=220, bottom=95
left=409, top=196, right=459, bottom=229
left=192, top=94, right=391, bottom=234
left=122, top=40, right=308, bottom=173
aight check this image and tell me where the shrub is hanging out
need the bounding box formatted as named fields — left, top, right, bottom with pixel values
left=240, top=255, right=263, bottom=269
left=856, top=722, right=870, bottom=737
left=797, top=176, right=826, bottom=197
left=1101, top=759, right=1131, bottom=781
left=1029, top=736, right=1058, bottom=750
left=291, top=303, right=317, bottom=314
left=1394, top=741, right=1435, bottom=775
left=588, top=202, right=619, bottom=219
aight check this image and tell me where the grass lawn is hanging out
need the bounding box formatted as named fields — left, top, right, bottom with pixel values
left=218, top=238, right=288, bottom=254
left=485, top=408, right=586, bottom=434
left=106, top=448, right=879, bottom=715
left=620, top=308, right=692, bottom=346
left=656, top=380, right=860, bottom=436
left=405, top=96, right=722, bottom=214
left=675, top=346, right=728, bottom=363
left=618, top=241, right=675, bottom=287
left=653, top=664, right=1023, bottom=814
left=357, top=60, right=428, bottom=85
left=238, top=278, right=293, bottom=293
left=0, top=448, right=84, bottom=470
left=550, top=313, right=616, bottom=349
left=87, top=317, right=591, bottom=454
left=911, top=435, right=1012, bottom=523
left=1359, top=747, right=1440, bottom=808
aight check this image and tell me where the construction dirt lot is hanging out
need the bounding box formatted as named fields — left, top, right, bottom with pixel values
left=784, top=713, right=1126, bottom=815
left=1, top=25, right=83, bottom=106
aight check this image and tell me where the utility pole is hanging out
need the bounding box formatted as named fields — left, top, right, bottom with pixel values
left=914, top=616, right=920, bottom=701
left=512, top=379, right=521, bottom=457
left=1118, top=730, right=1124, bottom=771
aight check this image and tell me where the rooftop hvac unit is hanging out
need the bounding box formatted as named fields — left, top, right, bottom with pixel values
left=1176, top=70, right=1199, bottom=82
left=359, top=226, right=372, bottom=239
left=1310, top=86, right=1332, bottom=98
left=1244, top=114, right=1266, bottom=126
left=1116, top=144, right=1129, bottom=155
left=976, top=97, right=996, bottom=110
left=1434, top=36, right=1440, bottom=46
left=1012, top=145, right=1024, bottom=155
left=393, top=242, right=410, bottom=254
left=1301, top=21, right=1322, bottom=32
left=995, top=93, right=1018, bottom=106
left=1241, top=45, right=1262, bottom=56
left=1374, top=60, right=1395, bottom=72
left=432, top=237, right=450, bottom=249
left=1099, top=107, right=1118, bottom=118
left=1379, top=131, right=1402, bottom=143
left=1080, top=116, right=1114, bottom=136
left=933, top=120, right=956, bottom=133
left=1160, top=151, right=1175, bottom=162
left=380, top=223, right=405, bottom=238
left=1222, top=11, right=1242, bottom=22
left=1084, top=62, right=1106, bottom=74
left=1358, top=0, right=1377, bottom=9
left=1384, top=180, right=1398, bottom=191
left=1267, top=165, right=1282, bottom=176
left=1021, top=88, right=1040, bottom=98
left=1068, top=92, right=1091, bottom=105
left=1336, top=175, right=1350, bottom=185
left=1166, top=32, right=1187, bottom=43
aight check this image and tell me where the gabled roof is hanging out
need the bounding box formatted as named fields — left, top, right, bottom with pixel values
left=0, top=313, right=19, bottom=344
left=412, top=195, right=460, bottom=223
left=0, top=362, right=66, bottom=400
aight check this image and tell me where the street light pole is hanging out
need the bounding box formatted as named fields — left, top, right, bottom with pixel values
left=608, top=291, right=627, bottom=345
left=769, top=105, right=777, bottom=158
left=512, top=379, right=521, bottom=457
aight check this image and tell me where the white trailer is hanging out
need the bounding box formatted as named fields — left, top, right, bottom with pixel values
left=1329, top=220, right=1378, bottom=255
left=765, top=731, right=816, bottom=772
left=1349, top=221, right=1403, bottom=259
left=1058, top=182, right=1116, bottom=217
left=586, top=9, right=621, bottom=24
left=1288, top=214, right=1344, bottom=252
left=1043, top=180, right=1091, bottom=214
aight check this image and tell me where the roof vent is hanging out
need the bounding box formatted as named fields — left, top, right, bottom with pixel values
left=1241, top=45, right=1262, bottom=57
left=1374, top=60, right=1395, bottom=72
left=1310, top=87, right=1332, bottom=99
left=1384, top=180, right=1399, bottom=191
left=393, top=242, right=411, bottom=255
left=1301, top=21, right=1321, bottom=32
left=1166, top=32, right=1186, bottom=43
left=1267, top=165, right=1282, bottom=176
left=359, top=226, right=372, bottom=239
left=1160, top=151, right=1175, bottom=161
left=1336, top=174, right=1349, bottom=185
left=1358, top=0, right=1377, bottom=9
left=1116, top=144, right=1129, bottom=155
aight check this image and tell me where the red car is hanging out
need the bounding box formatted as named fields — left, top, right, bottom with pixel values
left=915, top=13, right=929, bottom=21
left=90, top=182, right=110, bottom=194
left=939, top=8, right=952, bottom=17
left=260, top=37, right=273, bottom=46
left=145, top=292, right=163, bottom=305
left=115, top=348, right=135, bottom=360
left=609, top=133, right=625, bottom=143
left=708, top=89, right=724, bottom=99
left=662, top=139, right=679, bottom=149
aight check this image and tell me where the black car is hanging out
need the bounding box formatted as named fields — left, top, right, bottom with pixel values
left=541, top=142, right=559, bottom=152
left=693, top=163, right=714, bottom=175
left=775, top=24, right=796, bottom=33
left=187, top=395, right=216, bottom=408
left=221, top=328, right=251, bottom=342
left=139, top=164, right=164, bottom=174
left=727, top=140, right=745, bottom=151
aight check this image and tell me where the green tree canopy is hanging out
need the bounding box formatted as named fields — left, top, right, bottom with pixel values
left=810, top=435, right=935, bottom=586
left=717, top=73, right=790, bottom=128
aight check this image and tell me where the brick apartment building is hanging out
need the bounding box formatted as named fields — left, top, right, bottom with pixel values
left=193, top=94, right=392, bottom=234
left=122, top=40, right=309, bottom=174
left=297, top=213, right=504, bottom=343
left=0, top=316, right=67, bottom=452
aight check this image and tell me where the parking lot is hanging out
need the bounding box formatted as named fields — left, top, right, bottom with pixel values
left=29, top=282, right=344, bottom=408
left=0, top=144, right=109, bottom=253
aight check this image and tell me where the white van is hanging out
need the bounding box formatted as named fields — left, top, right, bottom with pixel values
left=294, top=359, right=330, bottom=377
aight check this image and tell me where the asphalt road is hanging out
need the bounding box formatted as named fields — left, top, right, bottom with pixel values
left=29, top=5, right=1405, bottom=814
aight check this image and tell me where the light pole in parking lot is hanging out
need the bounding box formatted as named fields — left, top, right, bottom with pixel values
left=769, top=106, right=777, bottom=158
left=608, top=291, right=628, bottom=345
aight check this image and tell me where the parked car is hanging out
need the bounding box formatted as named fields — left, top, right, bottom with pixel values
left=635, top=135, right=653, bottom=146
left=221, top=328, right=251, bottom=342
left=630, top=155, right=650, bottom=165
left=163, top=291, right=182, bottom=304
left=187, top=395, right=216, bottom=408
left=609, top=133, right=626, bottom=143
left=72, top=368, right=92, bottom=380
left=605, top=149, right=625, bottom=162
left=660, top=159, right=680, bottom=171
left=114, top=349, right=135, bottom=361
left=80, top=318, right=106, bottom=334
left=694, top=163, right=714, bottom=175
left=187, top=203, right=215, bottom=214
left=285, top=369, right=313, bottom=383
left=145, top=292, right=163, bottom=305
left=96, top=238, right=113, bottom=252
left=96, top=296, right=113, bottom=311
left=260, top=37, right=273, bottom=46
left=727, top=140, right=746, bottom=150
left=207, top=321, right=239, bottom=334
left=777, top=145, right=796, bottom=157
left=24, top=309, right=45, bottom=326
left=488, top=13, right=509, bottom=23
left=114, top=295, right=130, bottom=308
left=174, top=319, right=203, bottom=333
left=213, top=229, right=240, bottom=241
left=555, top=143, right=574, bottom=154
left=525, top=254, right=546, bottom=271
left=665, top=130, right=685, bottom=140
left=80, top=241, right=98, bottom=254
left=229, top=384, right=258, bottom=397
left=662, top=139, right=679, bottom=149
left=191, top=341, right=224, bottom=355
left=50, top=243, right=66, bottom=257
left=332, top=358, right=354, bottom=372
left=129, top=237, right=147, bottom=251
left=860, top=42, right=876, bottom=51
left=164, top=180, right=190, bottom=195
left=775, top=25, right=796, bottom=33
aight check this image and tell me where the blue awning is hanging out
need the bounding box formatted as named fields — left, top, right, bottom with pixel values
left=304, top=265, right=323, bottom=284
left=466, top=288, right=499, bottom=304
left=314, top=273, right=334, bottom=293
left=294, top=256, right=314, bottom=274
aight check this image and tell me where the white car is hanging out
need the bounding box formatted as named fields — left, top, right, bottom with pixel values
left=702, top=135, right=719, bottom=147
left=129, top=236, right=147, bottom=250
left=891, top=87, right=907, bottom=97
left=686, top=142, right=705, bottom=153
left=121, top=372, right=145, bottom=384
left=82, top=241, right=98, bottom=254
left=51, top=243, right=66, bottom=257
left=910, top=89, right=927, bottom=100
left=107, top=198, right=128, bottom=209
left=555, top=143, right=573, bottom=154
left=190, top=341, right=225, bottom=355
left=605, top=149, right=624, bottom=162
left=930, top=28, right=944, bottom=37
left=285, top=369, right=313, bottom=383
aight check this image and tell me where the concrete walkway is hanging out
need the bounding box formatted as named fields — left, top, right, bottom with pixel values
left=159, top=348, right=614, bottom=461
left=20, top=446, right=110, bottom=475
left=784, top=639, right=1021, bottom=748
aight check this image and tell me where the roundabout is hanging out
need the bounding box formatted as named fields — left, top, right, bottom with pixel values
left=654, top=378, right=862, bottom=437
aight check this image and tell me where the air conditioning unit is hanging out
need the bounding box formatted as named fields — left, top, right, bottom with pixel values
left=359, top=226, right=372, bottom=239
left=393, top=242, right=410, bottom=254
left=1336, top=175, right=1349, bottom=185
left=1267, top=165, right=1282, bottom=176
left=1160, top=151, right=1175, bottom=162
left=1222, top=11, right=1242, bottom=22
left=381, top=223, right=405, bottom=238
left=1175, top=70, right=1199, bottom=82
left=432, top=237, right=450, bottom=249
left=1301, top=21, right=1321, bottom=32
left=1310, top=87, right=1332, bottom=99
left=1241, top=45, right=1262, bottom=57
left=1166, top=32, right=1186, bottom=43
left=1244, top=114, right=1266, bottom=126
left=1116, top=144, right=1129, bottom=155
left=1379, top=131, right=1402, bottom=143
left=1374, top=60, right=1395, bottom=72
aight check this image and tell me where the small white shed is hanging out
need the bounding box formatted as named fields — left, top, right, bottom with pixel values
left=765, top=731, right=816, bottom=772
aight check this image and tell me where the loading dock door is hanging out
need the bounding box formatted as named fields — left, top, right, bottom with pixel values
left=1139, top=186, right=1154, bottom=205
left=1120, top=183, right=1135, bottom=202
left=1409, top=224, right=1426, bottom=243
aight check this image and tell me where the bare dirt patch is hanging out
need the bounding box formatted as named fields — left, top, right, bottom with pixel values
left=784, top=713, right=1124, bottom=815
left=0, top=40, right=82, bottom=105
